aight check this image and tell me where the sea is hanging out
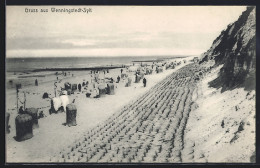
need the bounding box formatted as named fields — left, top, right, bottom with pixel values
left=6, top=56, right=185, bottom=89
left=6, top=56, right=182, bottom=72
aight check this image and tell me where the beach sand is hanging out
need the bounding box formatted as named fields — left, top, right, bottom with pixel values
left=6, top=56, right=255, bottom=163
left=6, top=57, right=191, bottom=162
left=47, top=60, right=208, bottom=163
left=183, top=64, right=255, bottom=162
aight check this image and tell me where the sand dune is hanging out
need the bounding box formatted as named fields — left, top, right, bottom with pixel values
left=184, top=65, right=255, bottom=162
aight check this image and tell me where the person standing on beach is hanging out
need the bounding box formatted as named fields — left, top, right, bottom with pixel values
left=117, top=76, right=120, bottom=83
left=35, top=79, right=38, bottom=86
left=143, top=78, right=147, bottom=87
left=121, top=69, right=123, bottom=74
left=78, top=83, right=82, bottom=92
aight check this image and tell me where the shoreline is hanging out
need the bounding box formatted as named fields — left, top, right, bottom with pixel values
left=132, top=60, right=164, bottom=63
left=6, top=56, right=193, bottom=73
left=6, top=56, right=191, bottom=90
left=131, top=56, right=189, bottom=63
left=32, top=65, right=124, bottom=72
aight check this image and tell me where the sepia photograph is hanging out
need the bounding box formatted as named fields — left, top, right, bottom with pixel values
left=5, top=6, right=256, bottom=163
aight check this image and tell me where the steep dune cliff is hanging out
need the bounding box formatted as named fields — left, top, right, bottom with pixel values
left=183, top=7, right=256, bottom=162
left=200, top=7, right=256, bottom=92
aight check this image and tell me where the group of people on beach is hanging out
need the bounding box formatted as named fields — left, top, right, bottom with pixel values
left=34, top=66, right=148, bottom=104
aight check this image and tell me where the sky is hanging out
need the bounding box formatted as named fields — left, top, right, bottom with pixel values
left=6, top=6, right=247, bottom=57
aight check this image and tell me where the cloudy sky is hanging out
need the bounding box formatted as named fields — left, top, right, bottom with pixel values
left=6, top=6, right=246, bottom=57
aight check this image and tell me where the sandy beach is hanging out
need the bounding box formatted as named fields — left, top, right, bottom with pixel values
left=5, top=56, right=255, bottom=163
left=46, top=58, right=254, bottom=163
left=6, top=57, right=192, bottom=162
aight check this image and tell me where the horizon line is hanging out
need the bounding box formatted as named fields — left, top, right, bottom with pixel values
left=6, top=55, right=197, bottom=59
